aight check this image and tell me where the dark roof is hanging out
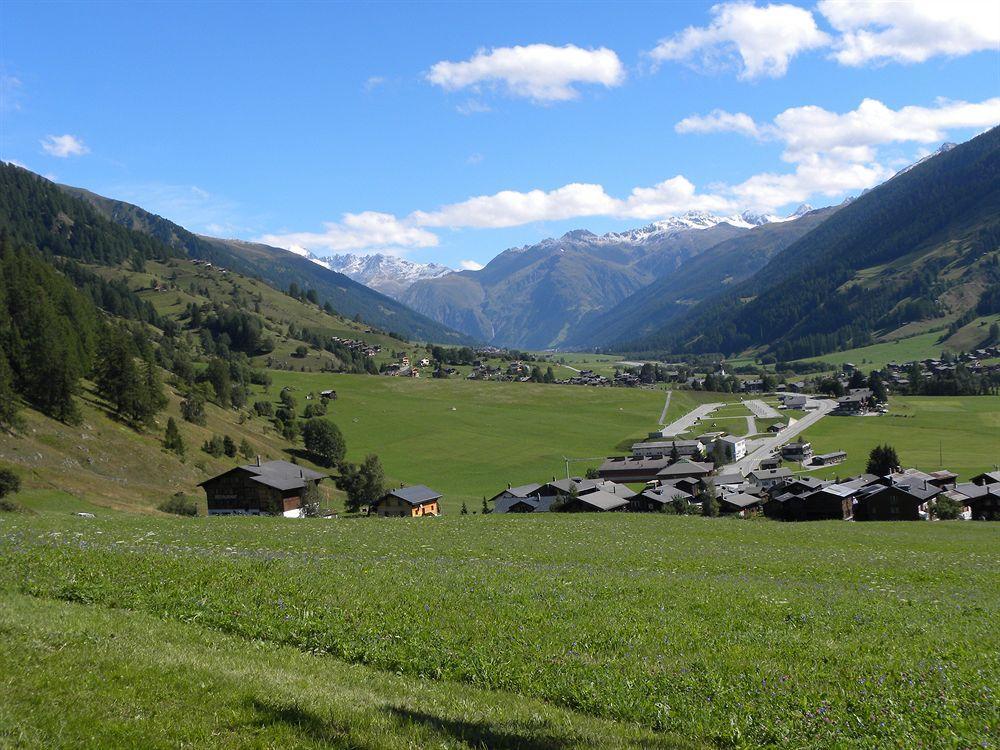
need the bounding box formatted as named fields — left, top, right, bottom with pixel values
left=721, top=492, right=763, bottom=509
left=490, top=483, right=543, bottom=502
left=198, top=459, right=325, bottom=490
left=656, top=459, right=714, bottom=477
left=386, top=485, right=442, bottom=505
left=571, top=490, right=630, bottom=511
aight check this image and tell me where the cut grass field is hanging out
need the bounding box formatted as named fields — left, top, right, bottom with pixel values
left=266, top=373, right=700, bottom=510
left=1, top=509, right=996, bottom=748
left=800, top=395, right=1000, bottom=481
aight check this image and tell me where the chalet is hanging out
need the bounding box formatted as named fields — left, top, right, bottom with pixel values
left=766, top=483, right=855, bottom=521
left=812, top=450, right=847, bottom=466
left=970, top=471, right=1000, bottom=486
left=558, top=489, right=630, bottom=512
left=954, top=482, right=1000, bottom=520
left=631, top=485, right=693, bottom=512
left=748, top=467, right=793, bottom=490
left=719, top=492, right=764, bottom=517
left=713, top=471, right=746, bottom=491
left=780, top=394, right=808, bottom=409
left=759, top=455, right=782, bottom=470
left=490, top=483, right=544, bottom=514
left=658, top=476, right=703, bottom=497
left=781, top=442, right=813, bottom=462
left=835, top=394, right=868, bottom=414
left=853, top=481, right=938, bottom=521
left=372, top=485, right=442, bottom=517
left=656, top=458, right=715, bottom=481
left=198, top=459, right=325, bottom=517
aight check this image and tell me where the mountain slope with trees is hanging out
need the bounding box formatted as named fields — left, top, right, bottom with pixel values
left=55, top=180, right=471, bottom=345
left=627, top=127, right=1000, bottom=359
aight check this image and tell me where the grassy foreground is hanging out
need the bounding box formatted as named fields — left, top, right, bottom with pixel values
left=1, top=509, right=997, bottom=748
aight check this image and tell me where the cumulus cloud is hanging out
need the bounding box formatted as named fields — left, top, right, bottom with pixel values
left=427, top=44, right=625, bottom=102
left=460, top=259, right=485, bottom=271
left=260, top=211, right=440, bottom=255
left=819, top=0, right=1000, bottom=66
left=674, top=96, right=1000, bottom=209
left=675, top=109, right=763, bottom=138
left=40, top=134, right=89, bottom=158
left=650, top=2, right=829, bottom=79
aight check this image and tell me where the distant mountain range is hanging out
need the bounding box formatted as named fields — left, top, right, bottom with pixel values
left=313, top=253, right=452, bottom=299
left=401, top=207, right=817, bottom=349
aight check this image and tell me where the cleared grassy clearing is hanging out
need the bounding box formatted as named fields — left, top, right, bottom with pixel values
left=1, top=510, right=996, bottom=749
left=800, top=395, right=1000, bottom=481
left=0, top=592, right=687, bottom=749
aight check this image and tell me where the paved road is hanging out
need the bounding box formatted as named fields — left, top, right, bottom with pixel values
left=732, top=399, right=837, bottom=474
left=744, top=415, right=757, bottom=436
left=660, top=402, right=724, bottom=436
left=745, top=399, right=781, bottom=419
left=657, top=391, right=673, bottom=425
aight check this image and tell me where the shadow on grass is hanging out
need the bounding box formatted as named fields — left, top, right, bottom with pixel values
left=385, top=706, right=586, bottom=750
left=244, top=698, right=373, bottom=749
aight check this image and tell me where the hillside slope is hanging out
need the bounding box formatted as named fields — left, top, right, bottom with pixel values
left=629, top=127, right=1000, bottom=359
left=56, top=181, right=471, bottom=345
left=569, top=205, right=839, bottom=347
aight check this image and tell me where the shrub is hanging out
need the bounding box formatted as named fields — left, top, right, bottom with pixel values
left=158, top=492, right=198, bottom=516
left=0, top=468, right=21, bottom=499
left=253, top=401, right=274, bottom=417
left=934, top=495, right=963, bottom=520
left=0, top=498, right=21, bottom=512
left=201, top=435, right=225, bottom=457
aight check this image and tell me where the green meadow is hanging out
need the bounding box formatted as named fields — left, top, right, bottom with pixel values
left=800, top=395, right=1000, bottom=481
left=264, top=373, right=735, bottom=510
left=1, top=509, right=997, bottom=749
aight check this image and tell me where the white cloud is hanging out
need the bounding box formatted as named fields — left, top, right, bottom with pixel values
left=674, top=96, right=1000, bottom=210
left=466, top=152, right=485, bottom=165
left=260, top=211, right=440, bottom=255
left=456, top=99, right=492, bottom=116
left=650, top=2, right=829, bottom=79
left=460, top=259, right=484, bottom=271
left=111, top=182, right=246, bottom=236
left=40, top=134, right=89, bottom=158
left=363, top=75, right=386, bottom=91
left=427, top=44, right=625, bottom=103
left=675, top=109, right=763, bottom=138
left=1, top=74, right=23, bottom=113
left=819, top=0, right=1000, bottom=66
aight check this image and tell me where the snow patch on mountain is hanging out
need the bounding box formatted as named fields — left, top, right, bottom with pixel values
left=319, top=253, right=452, bottom=299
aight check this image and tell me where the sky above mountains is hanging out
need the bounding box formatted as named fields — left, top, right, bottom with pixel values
left=2, top=1, right=998, bottom=269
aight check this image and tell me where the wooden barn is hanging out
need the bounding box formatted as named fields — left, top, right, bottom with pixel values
left=198, top=459, right=325, bottom=517
left=853, top=482, right=938, bottom=521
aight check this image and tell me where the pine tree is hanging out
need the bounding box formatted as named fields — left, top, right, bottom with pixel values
left=223, top=434, right=237, bottom=457
left=163, top=417, right=185, bottom=456
left=460, top=501, right=468, bottom=515
left=0, top=346, right=21, bottom=432
left=238, top=437, right=254, bottom=460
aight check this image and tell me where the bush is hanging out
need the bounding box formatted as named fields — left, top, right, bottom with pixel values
left=201, top=435, right=225, bottom=457
left=934, top=495, right=963, bottom=520
left=0, top=498, right=22, bottom=512
left=158, top=492, right=198, bottom=516
left=253, top=401, right=274, bottom=417
left=0, top=468, right=21, bottom=499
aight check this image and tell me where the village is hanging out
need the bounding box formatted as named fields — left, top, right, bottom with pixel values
left=197, top=384, right=999, bottom=523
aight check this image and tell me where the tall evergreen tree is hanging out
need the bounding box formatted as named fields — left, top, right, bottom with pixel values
left=163, top=417, right=185, bottom=456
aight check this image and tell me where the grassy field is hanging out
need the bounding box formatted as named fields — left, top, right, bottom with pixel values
left=1, top=508, right=996, bottom=748
left=794, top=314, right=1000, bottom=371
left=265, top=372, right=676, bottom=510
left=800, top=395, right=1000, bottom=481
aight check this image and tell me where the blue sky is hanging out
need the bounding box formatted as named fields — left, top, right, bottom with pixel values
left=2, top=1, right=998, bottom=269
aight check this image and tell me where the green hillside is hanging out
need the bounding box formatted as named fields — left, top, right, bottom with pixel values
left=51, top=175, right=472, bottom=345
left=630, top=127, right=1000, bottom=360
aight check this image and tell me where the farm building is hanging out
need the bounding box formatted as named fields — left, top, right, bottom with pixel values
left=781, top=442, right=813, bottom=462
left=812, top=451, right=847, bottom=466
left=955, top=483, right=1000, bottom=520
left=198, top=459, right=325, bottom=517
left=632, top=439, right=704, bottom=459
left=557, top=490, right=630, bottom=512
left=490, top=483, right=544, bottom=514
left=631, top=485, right=693, bottom=512
left=598, top=456, right=674, bottom=483
left=748, top=467, right=792, bottom=490
left=372, top=485, right=442, bottom=517
left=655, top=458, right=715, bottom=481
left=970, top=471, right=1000, bottom=486
left=719, top=492, right=764, bottom=517
left=766, top=483, right=856, bottom=521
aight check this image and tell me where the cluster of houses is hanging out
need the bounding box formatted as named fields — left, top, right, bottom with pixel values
left=330, top=336, right=381, bottom=358
left=881, top=349, right=1000, bottom=387
left=198, top=457, right=1000, bottom=522
left=383, top=356, right=431, bottom=378
left=488, top=464, right=1000, bottom=521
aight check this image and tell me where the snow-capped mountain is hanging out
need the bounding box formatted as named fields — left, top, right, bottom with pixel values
left=319, top=253, right=452, bottom=299
left=893, top=143, right=957, bottom=178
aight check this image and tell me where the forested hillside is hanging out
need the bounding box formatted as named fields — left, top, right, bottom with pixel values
left=627, top=126, right=1000, bottom=359
left=54, top=180, right=471, bottom=345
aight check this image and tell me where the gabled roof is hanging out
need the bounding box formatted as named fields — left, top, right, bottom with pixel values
left=656, top=459, right=714, bottom=477
left=571, top=490, right=630, bottom=511
left=386, top=485, right=442, bottom=505
left=641, top=486, right=693, bottom=503
left=714, top=472, right=746, bottom=486
left=491, top=483, right=543, bottom=501
left=721, top=492, right=762, bottom=509
left=749, top=467, right=792, bottom=480
left=198, top=459, right=325, bottom=490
